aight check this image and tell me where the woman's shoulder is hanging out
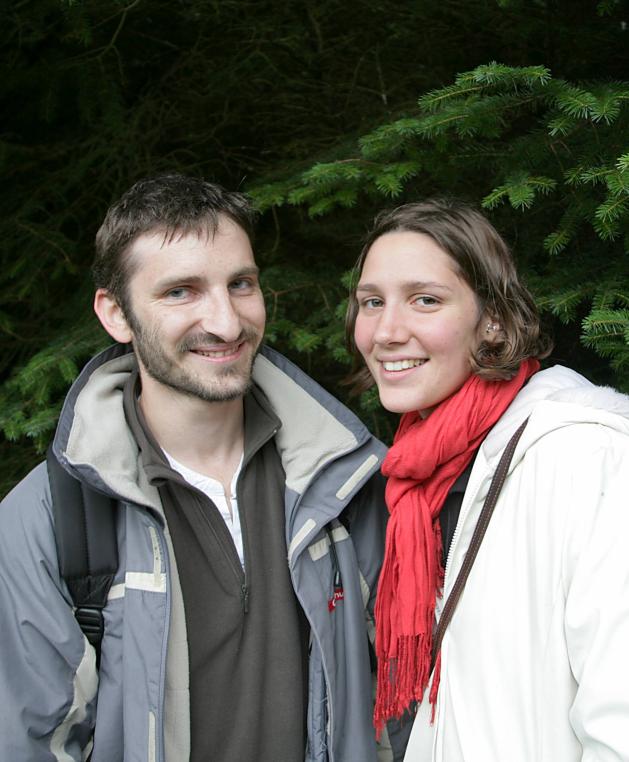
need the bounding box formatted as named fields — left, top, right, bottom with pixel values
left=527, top=365, right=629, bottom=436
left=484, top=365, right=629, bottom=461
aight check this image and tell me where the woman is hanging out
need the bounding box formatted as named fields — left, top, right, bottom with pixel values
left=347, top=199, right=629, bottom=762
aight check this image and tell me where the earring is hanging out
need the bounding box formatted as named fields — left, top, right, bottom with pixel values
left=486, top=322, right=499, bottom=334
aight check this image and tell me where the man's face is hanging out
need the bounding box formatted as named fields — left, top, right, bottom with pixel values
left=120, top=217, right=266, bottom=403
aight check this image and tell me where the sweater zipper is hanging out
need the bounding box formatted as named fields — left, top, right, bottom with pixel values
left=235, top=469, right=249, bottom=616
left=234, top=424, right=280, bottom=616
left=192, top=489, right=248, bottom=611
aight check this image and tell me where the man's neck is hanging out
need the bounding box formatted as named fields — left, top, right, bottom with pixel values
left=138, top=376, right=245, bottom=490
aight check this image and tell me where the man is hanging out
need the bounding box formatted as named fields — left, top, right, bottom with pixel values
left=0, top=174, right=387, bottom=761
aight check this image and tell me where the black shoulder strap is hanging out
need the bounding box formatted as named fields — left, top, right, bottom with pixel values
left=47, top=447, right=118, bottom=667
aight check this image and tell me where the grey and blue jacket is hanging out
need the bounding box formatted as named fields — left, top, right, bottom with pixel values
left=0, top=343, right=388, bottom=762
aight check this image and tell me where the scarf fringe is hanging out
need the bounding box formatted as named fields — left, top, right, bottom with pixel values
left=429, top=650, right=441, bottom=723
left=374, top=634, right=432, bottom=737
left=375, top=644, right=443, bottom=736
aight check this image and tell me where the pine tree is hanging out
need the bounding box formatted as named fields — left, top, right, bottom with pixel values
left=252, top=62, right=629, bottom=428
left=1, top=0, right=628, bottom=493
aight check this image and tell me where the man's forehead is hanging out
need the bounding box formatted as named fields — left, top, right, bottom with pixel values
left=124, top=219, right=256, bottom=284
left=131, top=215, right=248, bottom=252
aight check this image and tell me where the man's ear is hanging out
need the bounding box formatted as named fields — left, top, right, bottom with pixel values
left=93, top=289, right=133, bottom=343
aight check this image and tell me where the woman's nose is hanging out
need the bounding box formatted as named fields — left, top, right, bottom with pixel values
left=372, top=303, right=409, bottom=345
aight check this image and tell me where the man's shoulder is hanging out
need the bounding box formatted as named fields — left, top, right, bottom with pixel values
left=254, top=345, right=379, bottom=440
left=0, top=460, right=56, bottom=563
left=252, top=345, right=387, bottom=496
left=254, top=345, right=327, bottom=400
left=1, top=460, right=50, bottom=512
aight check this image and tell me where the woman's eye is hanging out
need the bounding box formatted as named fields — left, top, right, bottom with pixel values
left=414, top=295, right=438, bottom=307
left=361, top=297, right=383, bottom=309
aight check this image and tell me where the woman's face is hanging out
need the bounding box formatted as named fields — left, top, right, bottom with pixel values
left=354, top=230, right=485, bottom=416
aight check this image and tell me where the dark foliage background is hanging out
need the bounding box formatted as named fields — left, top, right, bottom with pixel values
left=2, top=0, right=628, bottom=495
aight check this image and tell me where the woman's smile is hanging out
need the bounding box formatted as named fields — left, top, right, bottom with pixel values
left=354, top=230, right=485, bottom=415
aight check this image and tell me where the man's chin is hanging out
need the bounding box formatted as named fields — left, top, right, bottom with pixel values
left=162, top=370, right=253, bottom=404
left=198, top=377, right=253, bottom=403
left=138, top=346, right=258, bottom=404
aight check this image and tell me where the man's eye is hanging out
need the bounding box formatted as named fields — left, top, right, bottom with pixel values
left=166, top=287, right=189, bottom=299
left=230, top=278, right=254, bottom=290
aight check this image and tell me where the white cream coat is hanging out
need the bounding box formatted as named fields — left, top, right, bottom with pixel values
left=404, top=365, right=629, bottom=762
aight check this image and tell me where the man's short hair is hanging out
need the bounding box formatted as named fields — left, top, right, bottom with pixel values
left=93, top=174, right=256, bottom=314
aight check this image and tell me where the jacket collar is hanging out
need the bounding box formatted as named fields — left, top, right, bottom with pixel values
left=53, top=343, right=385, bottom=505
left=123, top=368, right=281, bottom=487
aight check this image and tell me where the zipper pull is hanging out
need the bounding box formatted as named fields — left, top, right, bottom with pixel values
left=328, top=581, right=344, bottom=611
left=241, top=584, right=249, bottom=613
left=326, top=525, right=345, bottom=612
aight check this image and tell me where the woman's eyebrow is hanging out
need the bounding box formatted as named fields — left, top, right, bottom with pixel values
left=356, top=280, right=452, bottom=292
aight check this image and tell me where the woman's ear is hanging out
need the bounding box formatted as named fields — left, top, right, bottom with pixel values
left=93, top=289, right=133, bottom=343
left=480, top=314, right=503, bottom=345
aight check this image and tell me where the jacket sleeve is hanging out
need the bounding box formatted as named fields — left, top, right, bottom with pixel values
left=0, top=462, right=98, bottom=761
left=561, top=425, right=629, bottom=761
left=344, top=469, right=388, bottom=619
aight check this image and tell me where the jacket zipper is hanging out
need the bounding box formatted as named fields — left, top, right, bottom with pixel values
left=433, top=464, right=488, bottom=757
left=442, top=473, right=485, bottom=590
left=286, top=452, right=383, bottom=760
left=148, top=517, right=170, bottom=762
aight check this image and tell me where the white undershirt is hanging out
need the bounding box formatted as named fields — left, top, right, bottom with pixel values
left=164, top=451, right=245, bottom=568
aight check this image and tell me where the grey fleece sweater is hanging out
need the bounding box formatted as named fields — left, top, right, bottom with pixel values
left=124, top=375, right=308, bottom=762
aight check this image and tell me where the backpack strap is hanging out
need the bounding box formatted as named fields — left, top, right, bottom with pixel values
left=47, top=447, right=118, bottom=667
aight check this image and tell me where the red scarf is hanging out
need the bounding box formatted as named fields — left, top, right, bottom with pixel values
left=373, top=359, right=539, bottom=732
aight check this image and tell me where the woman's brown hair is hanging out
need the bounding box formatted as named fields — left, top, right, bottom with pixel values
left=346, top=198, right=552, bottom=392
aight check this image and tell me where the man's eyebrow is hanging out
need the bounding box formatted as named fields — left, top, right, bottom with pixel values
left=356, top=280, right=452, bottom=292
left=153, top=266, right=260, bottom=292
left=230, top=266, right=260, bottom=279
left=153, top=274, right=203, bottom=292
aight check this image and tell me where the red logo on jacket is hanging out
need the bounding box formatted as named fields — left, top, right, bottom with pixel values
left=328, top=588, right=344, bottom=611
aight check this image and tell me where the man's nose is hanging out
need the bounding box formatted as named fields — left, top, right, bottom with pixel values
left=197, top=291, right=243, bottom=343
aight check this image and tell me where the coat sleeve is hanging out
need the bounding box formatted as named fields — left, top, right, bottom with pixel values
left=344, top=469, right=388, bottom=619
left=561, top=425, right=629, bottom=761
left=0, top=462, right=98, bottom=761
